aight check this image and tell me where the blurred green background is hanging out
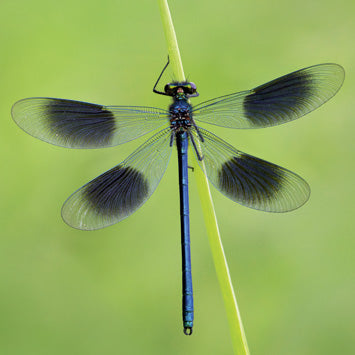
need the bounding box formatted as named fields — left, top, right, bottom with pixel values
left=1, top=0, right=354, bottom=354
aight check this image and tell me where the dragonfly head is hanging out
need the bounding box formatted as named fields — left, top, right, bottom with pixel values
left=164, top=81, right=198, bottom=99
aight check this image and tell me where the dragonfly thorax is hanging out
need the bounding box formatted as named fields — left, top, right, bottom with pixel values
left=169, top=100, right=192, bottom=130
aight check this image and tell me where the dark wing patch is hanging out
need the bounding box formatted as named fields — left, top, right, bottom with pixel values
left=191, top=127, right=310, bottom=212
left=83, top=166, right=149, bottom=218
left=218, top=155, right=285, bottom=206
left=192, top=63, right=344, bottom=129
left=12, top=97, right=168, bottom=148
left=45, top=99, right=116, bottom=147
left=243, top=70, right=313, bottom=126
left=61, top=128, right=172, bottom=230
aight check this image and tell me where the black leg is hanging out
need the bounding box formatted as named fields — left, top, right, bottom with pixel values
left=188, top=131, right=204, bottom=161
left=153, top=56, right=170, bottom=96
left=191, top=120, right=205, bottom=143
left=170, top=130, right=175, bottom=147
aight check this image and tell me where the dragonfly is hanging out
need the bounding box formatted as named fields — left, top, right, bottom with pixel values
left=11, top=59, right=344, bottom=335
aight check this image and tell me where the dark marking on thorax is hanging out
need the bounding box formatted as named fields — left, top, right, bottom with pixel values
left=169, top=98, right=193, bottom=131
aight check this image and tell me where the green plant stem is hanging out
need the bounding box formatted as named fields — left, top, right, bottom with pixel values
left=158, top=1, right=250, bottom=354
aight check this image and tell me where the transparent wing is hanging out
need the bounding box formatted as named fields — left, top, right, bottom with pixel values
left=191, top=127, right=310, bottom=212
left=12, top=97, right=168, bottom=148
left=192, top=63, right=344, bottom=129
left=62, top=128, right=172, bottom=230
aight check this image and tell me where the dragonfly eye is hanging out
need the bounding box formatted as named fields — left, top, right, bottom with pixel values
left=185, top=82, right=197, bottom=95
left=164, top=82, right=198, bottom=96
left=164, top=83, right=176, bottom=96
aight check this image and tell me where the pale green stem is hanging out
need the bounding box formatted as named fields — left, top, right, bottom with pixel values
left=157, top=1, right=250, bottom=353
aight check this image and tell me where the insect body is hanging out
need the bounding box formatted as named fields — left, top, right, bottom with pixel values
left=164, top=81, right=200, bottom=334
left=11, top=59, right=344, bottom=335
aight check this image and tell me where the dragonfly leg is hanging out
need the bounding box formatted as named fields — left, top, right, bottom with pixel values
left=153, top=56, right=170, bottom=96
left=169, top=130, right=175, bottom=147
left=190, top=120, right=205, bottom=142
left=188, top=131, right=204, bottom=161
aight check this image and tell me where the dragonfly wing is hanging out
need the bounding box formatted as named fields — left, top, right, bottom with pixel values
left=12, top=97, right=168, bottom=148
left=192, top=63, right=344, bottom=129
left=191, top=127, right=310, bottom=212
left=62, top=128, right=172, bottom=230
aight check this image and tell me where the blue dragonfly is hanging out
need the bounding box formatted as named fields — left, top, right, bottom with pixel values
left=11, top=59, right=344, bottom=335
